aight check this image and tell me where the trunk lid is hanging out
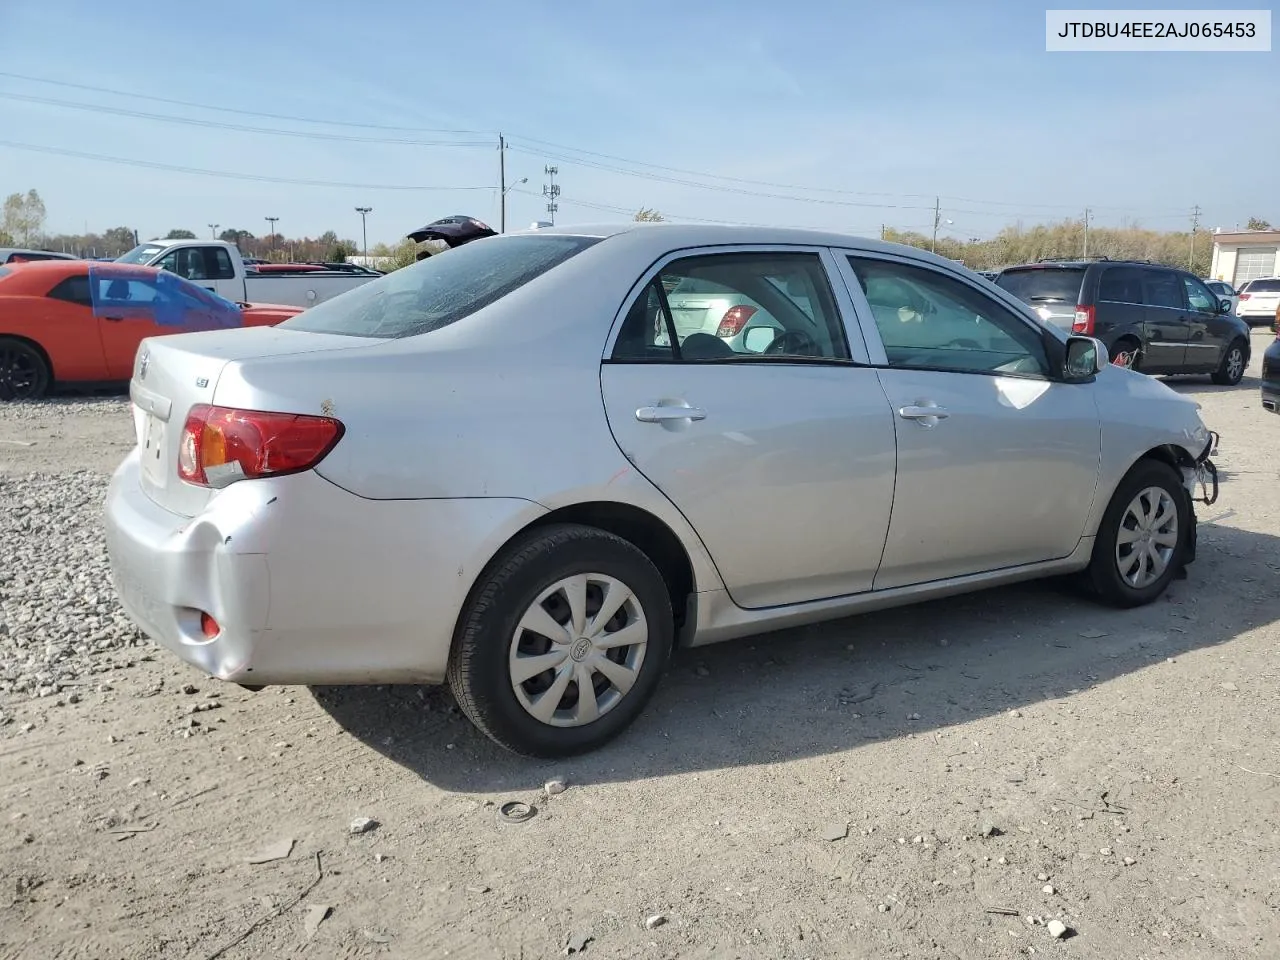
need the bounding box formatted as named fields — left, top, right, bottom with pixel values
left=129, top=327, right=372, bottom=517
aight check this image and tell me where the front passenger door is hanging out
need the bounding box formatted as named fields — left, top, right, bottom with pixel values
left=839, top=254, right=1102, bottom=590
left=1180, top=274, right=1229, bottom=372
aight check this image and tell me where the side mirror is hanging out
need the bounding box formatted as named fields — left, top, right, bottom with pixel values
left=1218, top=298, right=1233, bottom=314
left=743, top=326, right=777, bottom=353
left=1064, top=335, right=1107, bottom=379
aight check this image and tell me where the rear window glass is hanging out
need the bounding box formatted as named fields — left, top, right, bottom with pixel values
left=280, top=235, right=601, bottom=339
left=1244, top=279, right=1280, bottom=293
left=995, top=267, right=1085, bottom=303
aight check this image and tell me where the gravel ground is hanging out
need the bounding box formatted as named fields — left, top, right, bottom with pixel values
left=2, top=341, right=1278, bottom=960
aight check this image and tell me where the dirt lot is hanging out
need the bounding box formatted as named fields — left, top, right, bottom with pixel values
left=2, top=332, right=1278, bottom=960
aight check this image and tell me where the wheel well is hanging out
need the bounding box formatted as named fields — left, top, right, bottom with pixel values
left=1137, top=444, right=1195, bottom=473
left=526, top=502, right=696, bottom=638
left=0, top=334, right=54, bottom=382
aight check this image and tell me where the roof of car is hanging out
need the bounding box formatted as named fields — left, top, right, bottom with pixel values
left=504, top=221, right=970, bottom=269
left=0, top=248, right=78, bottom=260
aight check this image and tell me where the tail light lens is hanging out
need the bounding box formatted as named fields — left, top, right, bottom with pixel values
left=1071, top=305, right=1095, bottom=335
left=716, top=305, right=758, bottom=338
left=178, top=404, right=344, bottom=487
left=1238, top=293, right=1251, bottom=301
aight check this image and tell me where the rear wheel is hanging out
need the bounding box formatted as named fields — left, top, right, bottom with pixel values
left=448, top=523, right=674, bottom=758
left=1211, top=339, right=1247, bottom=386
left=0, top=338, right=50, bottom=401
left=1085, top=460, right=1188, bottom=608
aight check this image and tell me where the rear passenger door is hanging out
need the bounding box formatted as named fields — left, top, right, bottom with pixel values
left=600, top=246, right=899, bottom=609
left=1140, top=268, right=1190, bottom=371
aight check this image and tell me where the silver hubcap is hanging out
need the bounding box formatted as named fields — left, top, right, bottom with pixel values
left=509, top=573, right=648, bottom=728
left=1115, top=486, right=1178, bottom=589
left=1226, top=349, right=1243, bottom=380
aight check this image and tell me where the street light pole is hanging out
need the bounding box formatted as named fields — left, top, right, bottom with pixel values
left=264, top=217, right=279, bottom=258
left=208, top=223, right=219, bottom=239
left=355, top=207, right=372, bottom=264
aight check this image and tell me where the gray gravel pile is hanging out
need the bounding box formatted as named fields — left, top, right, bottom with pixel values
left=0, top=470, right=144, bottom=697
left=0, top=395, right=132, bottom=424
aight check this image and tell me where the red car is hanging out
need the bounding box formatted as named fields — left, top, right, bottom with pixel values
left=0, top=261, right=302, bottom=400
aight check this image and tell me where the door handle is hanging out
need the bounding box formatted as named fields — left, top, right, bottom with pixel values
left=103, top=316, right=125, bottom=322
left=636, top=405, right=707, bottom=423
left=898, top=405, right=950, bottom=422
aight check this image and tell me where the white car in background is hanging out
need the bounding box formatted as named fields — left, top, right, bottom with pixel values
left=1203, top=280, right=1239, bottom=315
left=1236, top=278, right=1280, bottom=326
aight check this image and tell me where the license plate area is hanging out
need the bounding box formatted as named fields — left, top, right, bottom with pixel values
left=141, top=413, right=168, bottom=487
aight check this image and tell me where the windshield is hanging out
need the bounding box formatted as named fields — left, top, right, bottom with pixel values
left=996, top=267, right=1085, bottom=303
left=280, top=234, right=601, bottom=339
left=116, top=243, right=166, bottom=265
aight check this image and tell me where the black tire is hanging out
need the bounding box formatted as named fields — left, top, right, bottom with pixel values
left=0, top=337, right=51, bottom=401
left=1085, top=460, right=1189, bottom=608
left=447, top=523, right=674, bottom=758
left=1109, top=336, right=1142, bottom=371
left=1210, top=338, right=1247, bottom=386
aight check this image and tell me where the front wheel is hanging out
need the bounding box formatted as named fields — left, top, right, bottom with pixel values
left=1211, top=339, right=1247, bottom=386
left=448, top=523, right=674, bottom=757
left=1086, top=461, right=1189, bottom=608
left=0, top=338, right=51, bottom=401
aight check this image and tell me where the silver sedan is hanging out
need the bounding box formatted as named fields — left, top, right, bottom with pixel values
left=103, top=224, right=1219, bottom=757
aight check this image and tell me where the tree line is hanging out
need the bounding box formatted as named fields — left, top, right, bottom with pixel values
left=3, top=188, right=1272, bottom=279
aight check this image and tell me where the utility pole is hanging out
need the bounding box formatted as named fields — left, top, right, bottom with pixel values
left=1189, top=204, right=1201, bottom=271
left=208, top=223, right=219, bottom=239
left=543, top=166, right=560, bottom=225
left=1082, top=208, right=1091, bottom=258
left=931, top=197, right=941, bottom=253
left=264, top=217, right=279, bottom=257
left=498, top=134, right=507, bottom=233
left=355, top=207, right=372, bottom=264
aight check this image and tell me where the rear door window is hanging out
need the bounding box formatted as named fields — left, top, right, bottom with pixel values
left=995, top=267, right=1085, bottom=304
left=1098, top=266, right=1145, bottom=304
left=1142, top=270, right=1185, bottom=310
left=46, top=275, right=93, bottom=306
left=281, top=235, right=601, bottom=339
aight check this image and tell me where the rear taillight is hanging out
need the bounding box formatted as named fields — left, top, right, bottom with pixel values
left=1238, top=293, right=1251, bottom=301
left=178, top=404, right=343, bottom=487
left=716, top=305, right=758, bottom=338
left=1071, top=305, right=1095, bottom=335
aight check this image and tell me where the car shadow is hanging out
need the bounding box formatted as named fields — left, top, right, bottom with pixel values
left=312, top=521, right=1280, bottom=794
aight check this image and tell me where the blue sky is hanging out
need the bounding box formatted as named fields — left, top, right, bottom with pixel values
left=0, top=0, right=1275, bottom=246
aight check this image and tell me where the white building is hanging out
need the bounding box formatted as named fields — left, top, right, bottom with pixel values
left=1209, top=230, right=1280, bottom=286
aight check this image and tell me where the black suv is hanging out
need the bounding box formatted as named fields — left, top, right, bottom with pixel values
left=996, top=258, right=1252, bottom=385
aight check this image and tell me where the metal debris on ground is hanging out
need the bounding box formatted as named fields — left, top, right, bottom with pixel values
left=497, top=801, right=537, bottom=824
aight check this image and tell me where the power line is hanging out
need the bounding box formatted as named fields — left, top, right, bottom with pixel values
left=0, top=140, right=494, bottom=191
left=0, top=91, right=491, bottom=147
left=0, top=70, right=1206, bottom=221
left=0, top=70, right=485, bottom=134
